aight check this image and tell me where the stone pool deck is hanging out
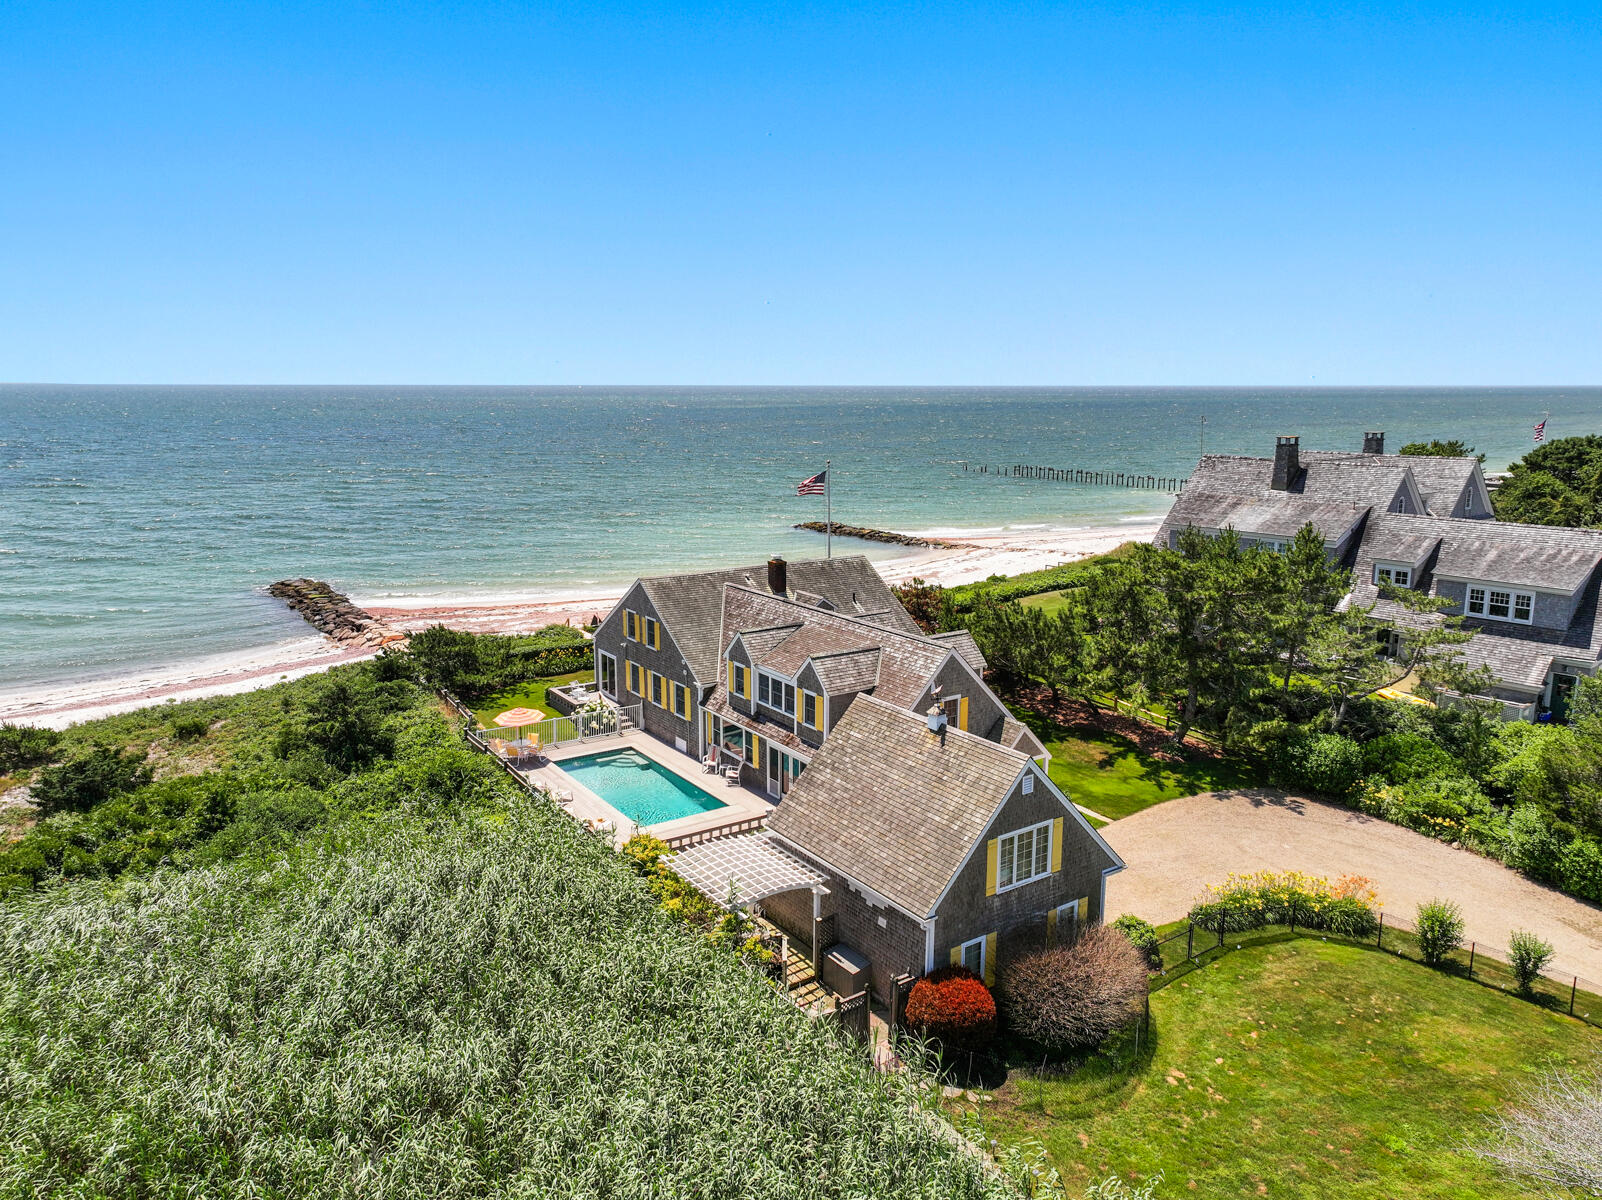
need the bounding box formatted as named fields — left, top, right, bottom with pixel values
left=521, top=731, right=775, bottom=847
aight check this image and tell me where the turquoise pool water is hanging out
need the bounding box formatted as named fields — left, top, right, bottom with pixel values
left=557, top=749, right=729, bottom=826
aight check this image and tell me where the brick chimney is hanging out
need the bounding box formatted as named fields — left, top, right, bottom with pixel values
left=767, top=555, right=787, bottom=596
left=1271, top=436, right=1300, bottom=491
left=1363, top=431, right=1385, bottom=455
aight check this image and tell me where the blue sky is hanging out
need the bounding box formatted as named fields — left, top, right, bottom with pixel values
left=1, top=2, right=1598, bottom=384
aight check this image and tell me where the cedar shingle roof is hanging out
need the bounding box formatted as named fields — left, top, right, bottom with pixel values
left=720, top=586, right=952, bottom=710
left=704, top=692, right=815, bottom=755
left=1157, top=490, right=1371, bottom=545
left=932, top=629, right=987, bottom=673
left=767, top=695, right=1098, bottom=916
left=636, top=555, right=917, bottom=684
left=756, top=624, right=878, bottom=675
left=810, top=649, right=882, bottom=694
left=1349, top=513, right=1602, bottom=690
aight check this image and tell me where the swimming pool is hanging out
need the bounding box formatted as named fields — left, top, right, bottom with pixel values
left=556, top=748, right=730, bottom=826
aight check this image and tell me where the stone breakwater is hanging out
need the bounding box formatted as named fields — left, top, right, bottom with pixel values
left=792, top=522, right=976, bottom=549
left=267, top=579, right=407, bottom=649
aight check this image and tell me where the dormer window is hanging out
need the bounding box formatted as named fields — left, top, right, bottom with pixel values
left=1241, top=536, right=1287, bottom=554
left=1466, top=585, right=1534, bottom=625
left=1374, top=563, right=1412, bottom=589
left=757, top=671, right=796, bottom=716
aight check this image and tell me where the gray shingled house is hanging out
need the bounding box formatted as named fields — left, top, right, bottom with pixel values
left=591, top=555, right=919, bottom=753
left=1155, top=432, right=1492, bottom=562
left=1156, top=432, right=1599, bottom=718
left=702, top=583, right=1043, bottom=796
left=757, top=695, right=1123, bottom=999
left=1347, top=513, right=1602, bottom=718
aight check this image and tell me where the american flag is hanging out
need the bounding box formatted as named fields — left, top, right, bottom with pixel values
left=797, top=470, right=827, bottom=496
left=1534, top=419, right=1547, bottom=443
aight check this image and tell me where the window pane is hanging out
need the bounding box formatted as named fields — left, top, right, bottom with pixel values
left=1034, top=829, right=1050, bottom=876
left=1514, top=594, right=1533, bottom=622
left=1016, top=830, right=1033, bottom=882
left=1489, top=590, right=1511, bottom=617
left=1468, top=588, right=1485, bottom=614
left=962, top=941, right=982, bottom=973
left=998, top=837, right=1014, bottom=887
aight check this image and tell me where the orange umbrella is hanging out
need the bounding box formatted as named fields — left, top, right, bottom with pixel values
left=495, top=707, right=545, bottom=730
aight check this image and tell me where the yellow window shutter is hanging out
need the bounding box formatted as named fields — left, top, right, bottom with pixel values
left=983, top=933, right=997, bottom=987
left=744, top=669, right=752, bottom=700
left=1050, top=817, right=1064, bottom=873
left=727, top=661, right=735, bottom=693
left=751, top=733, right=761, bottom=761
left=958, top=696, right=969, bottom=731
left=949, top=945, right=961, bottom=966
left=653, top=623, right=661, bottom=650
left=1046, top=907, right=1058, bottom=948
left=984, top=839, right=999, bottom=896
left=1078, top=895, right=1090, bottom=922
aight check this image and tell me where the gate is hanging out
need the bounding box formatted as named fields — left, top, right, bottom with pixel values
left=836, top=990, right=870, bottom=1044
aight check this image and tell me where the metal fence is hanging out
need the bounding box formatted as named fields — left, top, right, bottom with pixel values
left=478, top=702, right=639, bottom=752
left=1151, top=915, right=1602, bottom=1030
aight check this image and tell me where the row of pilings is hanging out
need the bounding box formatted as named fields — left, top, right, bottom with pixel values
left=962, top=462, right=1185, bottom=490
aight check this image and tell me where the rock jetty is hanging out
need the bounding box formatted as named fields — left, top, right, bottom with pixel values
left=267, top=579, right=407, bottom=649
left=792, top=522, right=975, bottom=549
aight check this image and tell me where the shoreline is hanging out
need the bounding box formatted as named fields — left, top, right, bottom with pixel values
left=0, top=520, right=1160, bottom=729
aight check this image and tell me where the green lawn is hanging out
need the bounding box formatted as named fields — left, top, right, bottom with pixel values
left=1042, top=724, right=1257, bottom=820
left=471, top=670, right=593, bottom=728
left=974, top=938, right=1602, bottom=1199
left=1019, top=589, right=1073, bottom=617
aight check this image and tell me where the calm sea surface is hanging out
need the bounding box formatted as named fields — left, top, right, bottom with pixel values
left=3, top=386, right=1600, bottom=691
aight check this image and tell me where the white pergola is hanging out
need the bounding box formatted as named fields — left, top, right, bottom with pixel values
left=672, top=831, right=827, bottom=913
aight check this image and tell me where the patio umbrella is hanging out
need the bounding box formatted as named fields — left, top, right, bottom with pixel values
left=494, top=707, right=545, bottom=732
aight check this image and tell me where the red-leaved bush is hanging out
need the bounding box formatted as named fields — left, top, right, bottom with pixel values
left=904, top=966, right=997, bottom=1049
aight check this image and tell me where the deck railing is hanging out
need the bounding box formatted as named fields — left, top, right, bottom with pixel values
left=663, top=813, right=770, bottom=851
left=479, top=702, right=642, bottom=752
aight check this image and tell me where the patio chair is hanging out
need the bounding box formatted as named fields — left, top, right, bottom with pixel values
left=721, top=763, right=742, bottom=785
left=702, top=753, right=719, bottom=773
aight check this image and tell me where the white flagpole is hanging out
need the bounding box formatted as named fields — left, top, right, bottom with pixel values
left=825, top=459, right=832, bottom=559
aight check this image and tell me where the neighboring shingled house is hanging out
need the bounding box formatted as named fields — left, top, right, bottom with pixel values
left=1156, top=432, right=1595, bottom=719
left=760, top=695, right=1123, bottom=999
left=592, top=555, right=919, bottom=751
left=1155, top=431, right=1491, bottom=564
left=1348, top=513, right=1602, bottom=718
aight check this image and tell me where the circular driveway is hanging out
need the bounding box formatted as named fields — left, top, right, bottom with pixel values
left=1102, top=789, right=1602, bottom=983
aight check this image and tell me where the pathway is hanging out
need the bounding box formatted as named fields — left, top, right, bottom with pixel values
left=1103, top=788, right=1602, bottom=983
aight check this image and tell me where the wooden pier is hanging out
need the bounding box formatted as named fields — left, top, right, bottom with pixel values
left=960, top=462, right=1186, bottom=491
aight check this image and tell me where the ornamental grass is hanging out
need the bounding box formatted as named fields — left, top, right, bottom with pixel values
left=0, top=797, right=1017, bottom=1199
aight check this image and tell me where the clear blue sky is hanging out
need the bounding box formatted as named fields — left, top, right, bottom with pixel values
left=2, top=1, right=1598, bottom=384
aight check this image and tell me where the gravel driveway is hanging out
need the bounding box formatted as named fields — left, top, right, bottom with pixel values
left=1102, top=789, right=1602, bottom=983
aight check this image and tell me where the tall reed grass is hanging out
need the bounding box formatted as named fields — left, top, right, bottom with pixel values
left=0, top=794, right=1015, bottom=1199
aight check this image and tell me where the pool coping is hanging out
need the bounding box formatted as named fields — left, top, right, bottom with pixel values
left=523, top=732, right=775, bottom=846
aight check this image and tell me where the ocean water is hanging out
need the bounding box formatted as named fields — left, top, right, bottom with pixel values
left=3, top=385, right=1600, bottom=693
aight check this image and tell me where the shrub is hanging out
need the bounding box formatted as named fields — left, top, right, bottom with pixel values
left=1355, top=774, right=1493, bottom=842
left=1112, top=914, right=1161, bottom=969
left=905, top=968, right=997, bottom=1050
left=1557, top=837, right=1602, bottom=904
left=1361, top=732, right=1462, bottom=784
left=1000, top=927, right=1146, bottom=1053
left=29, top=746, right=152, bottom=817
left=1483, top=721, right=1565, bottom=799
left=621, top=833, right=671, bottom=874
left=1508, top=930, right=1556, bottom=993
left=1502, top=804, right=1561, bottom=882
left=0, top=723, right=61, bottom=773
left=1415, top=898, right=1465, bottom=966
left=1270, top=732, right=1364, bottom=799
left=170, top=716, right=210, bottom=741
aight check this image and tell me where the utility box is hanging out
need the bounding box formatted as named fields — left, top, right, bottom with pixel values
left=821, top=943, right=870, bottom=999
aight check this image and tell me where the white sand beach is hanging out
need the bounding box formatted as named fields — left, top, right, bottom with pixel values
left=1, top=522, right=1159, bottom=729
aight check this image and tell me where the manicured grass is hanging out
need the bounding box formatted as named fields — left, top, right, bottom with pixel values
left=471, top=670, right=593, bottom=728
left=974, top=938, right=1602, bottom=1199
left=1018, top=589, right=1073, bottom=617
left=1042, top=725, right=1258, bottom=820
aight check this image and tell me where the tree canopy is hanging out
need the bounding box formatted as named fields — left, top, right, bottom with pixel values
left=1494, top=434, right=1602, bottom=527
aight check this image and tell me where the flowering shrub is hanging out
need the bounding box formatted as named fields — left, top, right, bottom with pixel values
left=904, top=967, right=997, bottom=1050
left=1269, top=732, right=1365, bottom=799
left=1188, top=870, right=1379, bottom=939
left=1355, top=774, right=1493, bottom=843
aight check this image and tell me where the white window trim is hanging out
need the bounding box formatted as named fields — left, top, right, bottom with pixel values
left=756, top=669, right=797, bottom=716
left=1242, top=535, right=1288, bottom=553
left=1055, top=899, right=1080, bottom=926
left=598, top=650, right=618, bottom=699
left=1465, top=584, right=1535, bottom=625
left=996, top=819, right=1054, bottom=894
left=958, top=935, right=986, bottom=977
left=1373, top=563, right=1413, bottom=588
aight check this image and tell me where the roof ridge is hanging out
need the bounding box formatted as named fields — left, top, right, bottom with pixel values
left=723, top=583, right=949, bottom=653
